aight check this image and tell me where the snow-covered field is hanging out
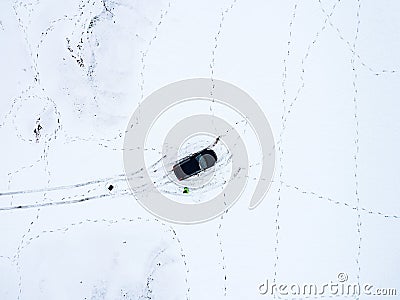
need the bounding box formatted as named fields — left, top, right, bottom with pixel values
left=1, top=0, right=399, bottom=299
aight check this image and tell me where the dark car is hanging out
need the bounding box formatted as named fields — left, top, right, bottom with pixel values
left=173, top=148, right=218, bottom=181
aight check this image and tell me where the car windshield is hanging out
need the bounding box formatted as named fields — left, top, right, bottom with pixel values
left=198, top=153, right=215, bottom=170
left=198, top=156, right=207, bottom=169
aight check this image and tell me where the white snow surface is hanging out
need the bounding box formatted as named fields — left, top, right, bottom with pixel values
left=0, top=0, right=399, bottom=299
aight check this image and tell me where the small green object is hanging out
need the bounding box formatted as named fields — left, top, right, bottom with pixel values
left=183, top=187, right=189, bottom=194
